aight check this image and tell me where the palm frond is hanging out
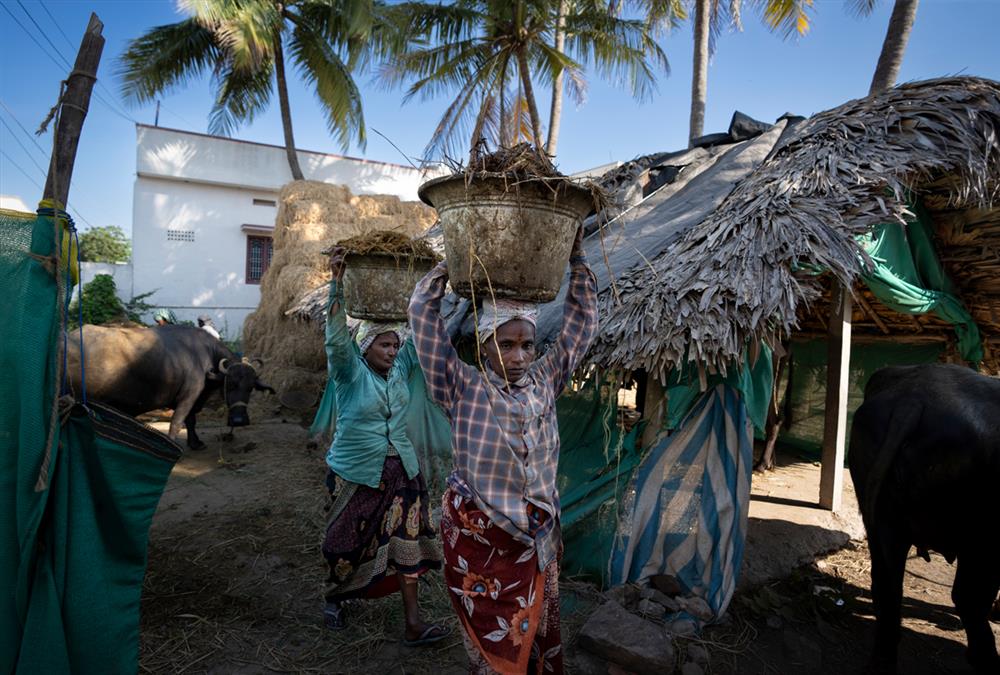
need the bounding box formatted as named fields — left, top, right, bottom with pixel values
left=288, top=21, right=366, bottom=150
left=117, top=19, right=220, bottom=103
left=207, top=55, right=273, bottom=136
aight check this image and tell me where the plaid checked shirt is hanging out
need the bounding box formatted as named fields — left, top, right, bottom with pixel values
left=408, top=254, right=598, bottom=570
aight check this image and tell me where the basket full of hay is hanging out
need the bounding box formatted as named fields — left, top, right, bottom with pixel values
left=418, top=144, right=600, bottom=302
left=338, top=232, right=439, bottom=320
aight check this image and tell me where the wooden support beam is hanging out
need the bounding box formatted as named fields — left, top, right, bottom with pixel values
left=43, top=13, right=105, bottom=208
left=640, top=372, right=666, bottom=451
left=820, top=284, right=852, bottom=511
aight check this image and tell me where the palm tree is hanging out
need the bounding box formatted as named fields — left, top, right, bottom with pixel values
left=119, top=0, right=404, bottom=180
left=383, top=0, right=668, bottom=162
left=637, top=0, right=813, bottom=145
left=855, top=0, right=920, bottom=94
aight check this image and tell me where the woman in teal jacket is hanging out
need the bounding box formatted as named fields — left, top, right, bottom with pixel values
left=320, top=247, right=447, bottom=646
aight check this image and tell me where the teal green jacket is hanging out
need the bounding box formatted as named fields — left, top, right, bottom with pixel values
left=323, top=280, right=420, bottom=487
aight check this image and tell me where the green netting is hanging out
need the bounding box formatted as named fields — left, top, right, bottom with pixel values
left=1, top=209, right=63, bottom=673
left=859, top=200, right=983, bottom=363
left=777, top=339, right=944, bottom=458
left=1, top=210, right=182, bottom=672
left=556, top=378, right=643, bottom=584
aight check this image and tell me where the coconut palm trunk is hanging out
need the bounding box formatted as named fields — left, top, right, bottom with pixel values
left=689, top=0, right=711, bottom=147
left=273, top=33, right=306, bottom=180
left=516, top=47, right=545, bottom=150
left=545, top=0, right=569, bottom=157
left=868, top=0, right=919, bottom=95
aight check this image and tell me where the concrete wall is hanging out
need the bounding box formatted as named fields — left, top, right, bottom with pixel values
left=132, top=126, right=448, bottom=337
left=136, top=125, right=446, bottom=200
left=80, top=261, right=133, bottom=301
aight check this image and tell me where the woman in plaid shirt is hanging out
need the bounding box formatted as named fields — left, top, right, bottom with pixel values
left=408, top=227, right=598, bottom=674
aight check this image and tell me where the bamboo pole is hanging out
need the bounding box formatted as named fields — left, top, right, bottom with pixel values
left=820, top=285, right=852, bottom=511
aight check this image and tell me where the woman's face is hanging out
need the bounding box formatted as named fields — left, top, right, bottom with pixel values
left=364, top=332, right=400, bottom=376
left=482, top=319, right=535, bottom=382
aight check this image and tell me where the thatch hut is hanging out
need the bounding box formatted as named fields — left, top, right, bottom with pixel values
left=287, top=77, right=999, bottom=620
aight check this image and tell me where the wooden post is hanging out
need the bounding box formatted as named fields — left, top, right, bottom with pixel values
left=640, top=372, right=666, bottom=450
left=820, top=284, right=853, bottom=511
left=42, top=13, right=105, bottom=208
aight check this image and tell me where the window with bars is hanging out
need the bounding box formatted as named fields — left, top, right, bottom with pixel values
left=245, top=235, right=273, bottom=284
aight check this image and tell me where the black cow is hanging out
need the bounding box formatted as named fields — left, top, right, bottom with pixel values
left=849, top=363, right=1000, bottom=673
left=66, top=324, right=274, bottom=449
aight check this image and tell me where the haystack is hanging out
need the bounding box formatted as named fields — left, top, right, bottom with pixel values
left=242, top=181, right=436, bottom=405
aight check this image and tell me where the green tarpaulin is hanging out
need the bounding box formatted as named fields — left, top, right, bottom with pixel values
left=1, top=210, right=182, bottom=673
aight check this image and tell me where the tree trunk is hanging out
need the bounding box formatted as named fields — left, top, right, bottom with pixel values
left=868, top=0, right=919, bottom=95
left=469, top=92, right=491, bottom=165
left=516, top=48, right=544, bottom=150
left=499, top=64, right=509, bottom=148
left=688, top=0, right=710, bottom=147
left=273, top=33, right=305, bottom=181
left=44, top=13, right=105, bottom=207
left=545, top=0, right=568, bottom=157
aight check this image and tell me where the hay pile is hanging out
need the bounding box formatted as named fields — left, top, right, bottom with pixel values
left=336, top=230, right=439, bottom=259
left=242, top=181, right=436, bottom=406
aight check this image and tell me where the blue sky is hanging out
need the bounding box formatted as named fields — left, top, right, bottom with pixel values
left=1, top=0, right=998, bottom=234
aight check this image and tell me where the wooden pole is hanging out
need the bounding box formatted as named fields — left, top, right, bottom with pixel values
left=640, top=372, right=666, bottom=451
left=820, top=284, right=852, bottom=511
left=42, top=13, right=105, bottom=208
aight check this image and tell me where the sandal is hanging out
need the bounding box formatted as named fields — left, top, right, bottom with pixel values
left=323, top=602, right=346, bottom=630
left=403, top=624, right=451, bottom=647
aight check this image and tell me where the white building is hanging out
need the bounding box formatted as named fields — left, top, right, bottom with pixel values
left=130, top=124, right=445, bottom=337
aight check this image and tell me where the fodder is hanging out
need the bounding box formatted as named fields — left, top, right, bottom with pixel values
left=243, top=181, right=435, bottom=410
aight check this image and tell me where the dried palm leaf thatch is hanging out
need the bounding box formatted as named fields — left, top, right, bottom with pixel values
left=587, top=77, right=1000, bottom=378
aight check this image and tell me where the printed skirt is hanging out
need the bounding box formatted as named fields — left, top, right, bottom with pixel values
left=322, top=455, right=441, bottom=602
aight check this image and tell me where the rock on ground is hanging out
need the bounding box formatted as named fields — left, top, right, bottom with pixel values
left=578, top=601, right=675, bottom=674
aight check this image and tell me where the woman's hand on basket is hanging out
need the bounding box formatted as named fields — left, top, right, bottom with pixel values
left=329, top=246, right=347, bottom=282
left=571, top=224, right=585, bottom=257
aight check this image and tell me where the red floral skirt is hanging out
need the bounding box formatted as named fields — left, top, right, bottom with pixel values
left=440, top=488, right=562, bottom=675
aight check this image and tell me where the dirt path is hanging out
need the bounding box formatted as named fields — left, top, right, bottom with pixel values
left=139, top=419, right=996, bottom=674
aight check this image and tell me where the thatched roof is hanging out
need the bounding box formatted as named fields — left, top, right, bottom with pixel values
left=587, top=76, right=1000, bottom=377
left=286, top=77, right=1000, bottom=377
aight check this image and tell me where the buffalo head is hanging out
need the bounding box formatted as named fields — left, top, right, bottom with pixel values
left=215, top=357, right=275, bottom=427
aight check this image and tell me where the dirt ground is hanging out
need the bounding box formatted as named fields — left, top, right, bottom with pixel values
left=139, top=417, right=997, bottom=674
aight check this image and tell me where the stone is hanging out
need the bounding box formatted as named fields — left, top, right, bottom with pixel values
left=637, top=598, right=665, bottom=618
left=680, top=661, right=705, bottom=675
left=649, top=574, right=683, bottom=597
left=648, top=589, right=680, bottom=612
left=686, top=643, right=710, bottom=666
left=677, top=596, right=714, bottom=622
left=578, top=601, right=675, bottom=675
left=667, top=617, right=699, bottom=637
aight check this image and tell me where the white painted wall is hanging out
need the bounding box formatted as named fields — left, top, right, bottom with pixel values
left=131, top=125, right=448, bottom=337
left=80, top=262, right=132, bottom=301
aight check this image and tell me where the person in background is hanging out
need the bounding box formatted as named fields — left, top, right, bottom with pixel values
left=408, top=226, right=597, bottom=674
left=152, top=308, right=176, bottom=326
left=319, top=246, right=449, bottom=647
left=198, top=314, right=221, bottom=339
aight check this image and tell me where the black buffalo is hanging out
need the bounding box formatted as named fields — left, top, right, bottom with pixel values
left=849, top=363, right=999, bottom=673
left=66, top=324, right=274, bottom=449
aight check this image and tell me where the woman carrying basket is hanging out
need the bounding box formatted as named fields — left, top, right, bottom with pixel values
left=408, top=227, right=598, bottom=674
left=319, top=246, right=448, bottom=647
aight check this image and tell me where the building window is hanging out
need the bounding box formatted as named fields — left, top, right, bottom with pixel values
left=167, top=229, right=196, bottom=242
left=246, top=235, right=273, bottom=284
left=253, top=198, right=277, bottom=207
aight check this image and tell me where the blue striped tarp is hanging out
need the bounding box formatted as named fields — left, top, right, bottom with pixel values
left=610, top=384, right=753, bottom=623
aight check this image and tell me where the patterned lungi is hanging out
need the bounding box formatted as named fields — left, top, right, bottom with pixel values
left=322, top=455, right=441, bottom=602
left=440, top=488, right=563, bottom=674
